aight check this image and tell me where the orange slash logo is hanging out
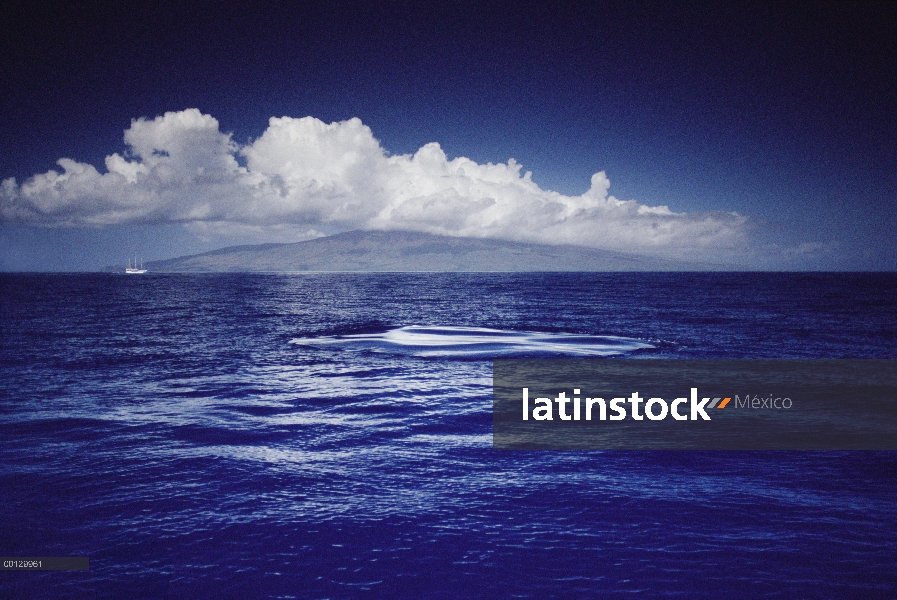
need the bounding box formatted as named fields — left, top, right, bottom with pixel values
left=707, top=397, right=731, bottom=409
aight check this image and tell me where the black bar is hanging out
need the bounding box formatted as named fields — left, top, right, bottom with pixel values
left=1, top=557, right=89, bottom=570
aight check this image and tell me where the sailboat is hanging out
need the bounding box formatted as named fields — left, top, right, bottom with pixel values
left=125, top=257, right=147, bottom=274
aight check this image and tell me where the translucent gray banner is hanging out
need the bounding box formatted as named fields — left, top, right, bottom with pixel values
left=493, top=360, right=897, bottom=449
left=1, top=557, right=89, bottom=570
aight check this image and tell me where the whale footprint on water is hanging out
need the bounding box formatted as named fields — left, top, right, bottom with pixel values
left=290, top=325, right=653, bottom=358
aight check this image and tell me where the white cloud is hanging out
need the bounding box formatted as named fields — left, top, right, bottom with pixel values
left=1, top=109, right=750, bottom=260
left=184, top=221, right=327, bottom=245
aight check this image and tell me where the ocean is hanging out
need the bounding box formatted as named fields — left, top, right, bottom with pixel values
left=1, top=272, right=896, bottom=598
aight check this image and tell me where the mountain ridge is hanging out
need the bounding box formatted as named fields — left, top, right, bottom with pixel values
left=138, top=230, right=728, bottom=272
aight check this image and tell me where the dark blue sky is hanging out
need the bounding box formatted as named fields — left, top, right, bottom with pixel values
left=1, top=1, right=894, bottom=270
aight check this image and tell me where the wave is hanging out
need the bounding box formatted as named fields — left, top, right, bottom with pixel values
left=290, top=325, right=653, bottom=357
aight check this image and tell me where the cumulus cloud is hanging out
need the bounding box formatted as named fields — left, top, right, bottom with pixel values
left=1, top=109, right=750, bottom=259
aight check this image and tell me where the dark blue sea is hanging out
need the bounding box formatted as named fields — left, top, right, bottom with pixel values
left=1, top=272, right=896, bottom=599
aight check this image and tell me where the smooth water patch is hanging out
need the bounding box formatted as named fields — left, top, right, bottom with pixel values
left=290, top=325, right=654, bottom=357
